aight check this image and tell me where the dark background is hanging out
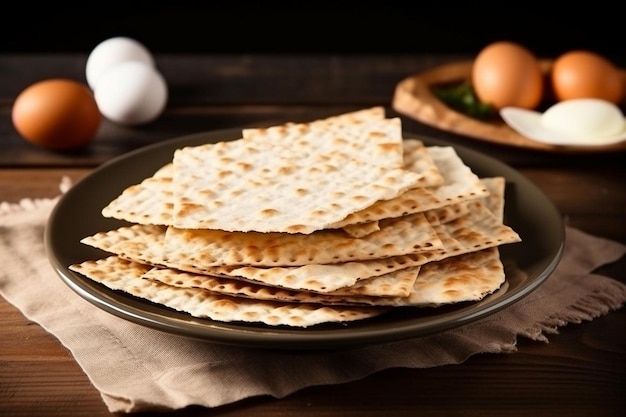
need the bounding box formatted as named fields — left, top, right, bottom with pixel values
left=1, top=2, right=622, bottom=63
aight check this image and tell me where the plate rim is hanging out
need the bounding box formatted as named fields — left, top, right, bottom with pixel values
left=45, top=128, right=565, bottom=350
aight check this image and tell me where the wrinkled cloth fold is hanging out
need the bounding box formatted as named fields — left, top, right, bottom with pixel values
left=1, top=190, right=625, bottom=413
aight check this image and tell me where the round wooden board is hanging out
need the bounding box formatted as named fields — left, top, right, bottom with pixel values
left=392, top=60, right=626, bottom=154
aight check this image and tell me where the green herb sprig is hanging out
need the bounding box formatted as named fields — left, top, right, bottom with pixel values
left=433, top=82, right=496, bottom=120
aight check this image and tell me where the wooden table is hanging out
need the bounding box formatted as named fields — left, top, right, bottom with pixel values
left=1, top=54, right=625, bottom=416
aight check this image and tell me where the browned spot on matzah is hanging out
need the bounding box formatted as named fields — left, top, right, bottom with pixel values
left=352, top=196, right=369, bottom=203
left=230, top=189, right=244, bottom=197
left=177, top=203, right=204, bottom=216
left=237, top=162, right=253, bottom=171
left=369, top=131, right=385, bottom=139
left=217, top=170, right=232, bottom=179
left=333, top=137, right=348, bottom=145
left=378, top=142, right=402, bottom=153
left=286, top=225, right=308, bottom=233
left=245, top=311, right=262, bottom=321
left=278, top=165, right=295, bottom=175
left=214, top=299, right=238, bottom=310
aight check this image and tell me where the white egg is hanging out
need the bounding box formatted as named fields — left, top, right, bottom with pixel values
left=500, top=98, right=626, bottom=146
left=94, top=61, right=168, bottom=126
left=86, top=37, right=154, bottom=89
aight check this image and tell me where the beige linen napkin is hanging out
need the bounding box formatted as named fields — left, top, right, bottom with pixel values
left=1, top=184, right=626, bottom=413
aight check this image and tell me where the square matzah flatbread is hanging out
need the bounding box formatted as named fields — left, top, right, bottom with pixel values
left=320, top=247, right=505, bottom=307
left=143, top=263, right=420, bottom=299
left=161, top=211, right=442, bottom=267
left=69, top=256, right=388, bottom=327
left=480, top=177, right=506, bottom=222
left=330, top=145, right=488, bottom=232
left=242, top=106, right=387, bottom=138
left=79, top=198, right=519, bottom=293
left=171, top=116, right=425, bottom=233
left=139, top=244, right=503, bottom=308
left=79, top=221, right=428, bottom=293
left=100, top=138, right=445, bottom=229
left=101, top=163, right=174, bottom=226
left=99, top=107, right=446, bottom=230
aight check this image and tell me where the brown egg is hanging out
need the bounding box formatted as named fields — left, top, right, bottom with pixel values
left=472, top=41, right=544, bottom=110
left=551, top=50, right=625, bottom=104
left=12, top=79, right=101, bottom=150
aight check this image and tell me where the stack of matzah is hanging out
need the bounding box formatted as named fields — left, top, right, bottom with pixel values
left=69, top=107, right=521, bottom=328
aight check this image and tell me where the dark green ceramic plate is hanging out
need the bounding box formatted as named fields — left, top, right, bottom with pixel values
left=45, top=128, right=564, bottom=350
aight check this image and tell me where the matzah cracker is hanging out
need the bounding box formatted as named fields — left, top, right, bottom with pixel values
left=100, top=137, right=444, bottom=229
left=101, top=163, right=173, bottom=225
left=401, top=139, right=444, bottom=187
left=69, top=256, right=387, bottom=327
left=426, top=146, right=489, bottom=203
left=142, top=245, right=502, bottom=307
left=429, top=199, right=520, bottom=259
left=171, top=116, right=424, bottom=233
left=315, top=247, right=505, bottom=307
left=144, top=263, right=420, bottom=299
left=399, top=178, right=508, bottom=307
left=328, top=145, right=489, bottom=229
left=407, top=247, right=505, bottom=306
left=80, top=199, right=518, bottom=293
left=242, top=107, right=387, bottom=137
left=81, top=225, right=427, bottom=292
left=80, top=224, right=429, bottom=292
left=344, top=199, right=472, bottom=239
left=162, top=211, right=441, bottom=267
left=480, top=177, right=506, bottom=222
